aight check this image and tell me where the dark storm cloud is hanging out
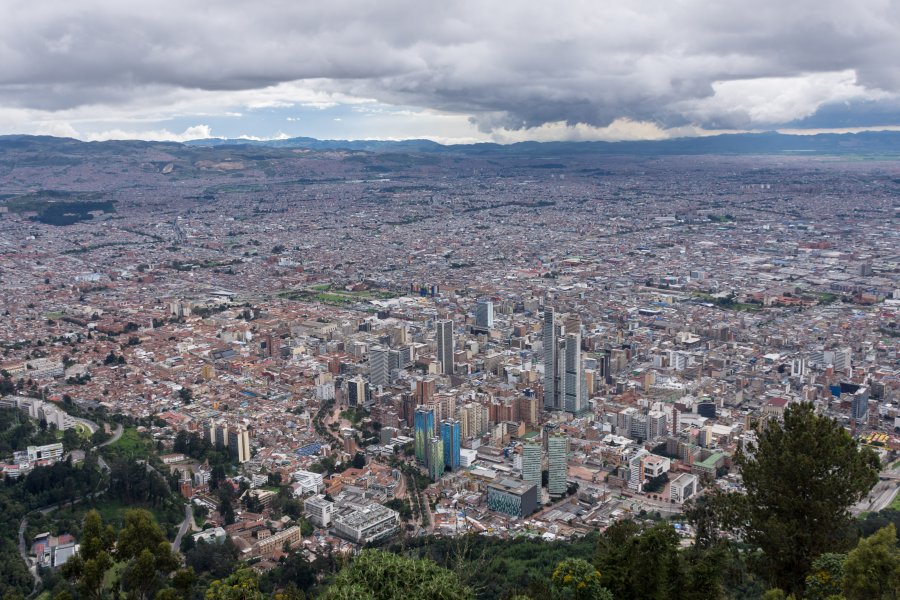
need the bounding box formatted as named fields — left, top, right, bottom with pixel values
left=1, top=0, right=898, bottom=129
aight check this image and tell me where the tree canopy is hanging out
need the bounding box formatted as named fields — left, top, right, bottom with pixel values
left=320, top=550, right=473, bottom=600
left=733, top=402, right=880, bottom=594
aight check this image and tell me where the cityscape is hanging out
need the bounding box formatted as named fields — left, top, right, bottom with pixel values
left=1, top=2, right=900, bottom=599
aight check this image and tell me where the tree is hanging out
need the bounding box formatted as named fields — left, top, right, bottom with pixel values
left=205, top=568, right=265, bottom=600
left=842, top=524, right=900, bottom=600
left=596, top=521, right=687, bottom=600
left=804, top=553, right=846, bottom=600
left=320, top=550, right=473, bottom=600
left=117, top=509, right=168, bottom=561
left=732, top=403, right=879, bottom=594
left=63, top=510, right=116, bottom=600
left=550, top=558, right=613, bottom=600
left=179, top=387, right=193, bottom=404
left=352, top=453, right=366, bottom=469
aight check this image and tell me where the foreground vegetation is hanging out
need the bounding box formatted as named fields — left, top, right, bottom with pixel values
left=9, top=403, right=900, bottom=600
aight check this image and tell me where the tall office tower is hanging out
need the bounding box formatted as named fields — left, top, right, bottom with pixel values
left=426, top=436, right=445, bottom=480
left=415, top=377, right=436, bottom=406
left=398, top=344, right=414, bottom=368
left=547, top=433, right=568, bottom=497
left=436, top=320, right=454, bottom=375
left=388, top=349, right=401, bottom=373
left=543, top=307, right=561, bottom=410
left=522, top=441, right=542, bottom=488
left=414, top=407, right=435, bottom=463
left=475, top=300, right=494, bottom=330
left=347, top=376, right=370, bottom=407
left=369, top=346, right=389, bottom=387
left=214, top=421, right=229, bottom=449
left=833, top=348, right=852, bottom=373
left=441, top=419, right=461, bottom=471
left=228, top=426, right=251, bottom=463
left=563, top=333, right=586, bottom=414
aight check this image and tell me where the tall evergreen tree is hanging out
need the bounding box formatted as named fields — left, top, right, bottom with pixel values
left=734, top=402, right=879, bottom=594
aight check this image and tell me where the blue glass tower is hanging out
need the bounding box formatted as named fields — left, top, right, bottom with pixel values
left=414, top=407, right=434, bottom=464
left=441, top=418, right=461, bottom=471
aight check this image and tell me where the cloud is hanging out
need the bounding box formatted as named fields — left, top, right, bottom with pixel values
left=0, top=1, right=898, bottom=139
left=82, top=124, right=213, bottom=142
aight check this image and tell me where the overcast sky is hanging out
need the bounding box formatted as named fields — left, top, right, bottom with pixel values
left=2, top=0, right=899, bottom=143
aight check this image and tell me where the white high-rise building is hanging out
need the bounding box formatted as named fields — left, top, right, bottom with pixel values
left=369, top=346, right=389, bottom=387
left=436, top=320, right=454, bottom=375
left=522, top=441, right=542, bottom=488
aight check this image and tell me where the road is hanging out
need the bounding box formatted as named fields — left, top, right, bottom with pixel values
left=173, top=503, right=197, bottom=553
left=853, top=479, right=900, bottom=515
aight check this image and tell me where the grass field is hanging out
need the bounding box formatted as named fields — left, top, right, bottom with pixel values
left=889, top=494, right=900, bottom=512
left=101, top=427, right=153, bottom=459
left=278, top=285, right=402, bottom=306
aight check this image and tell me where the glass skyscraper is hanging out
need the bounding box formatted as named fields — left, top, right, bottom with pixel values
left=414, top=406, right=434, bottom=464
left=441, top=418, right=461, bottom=471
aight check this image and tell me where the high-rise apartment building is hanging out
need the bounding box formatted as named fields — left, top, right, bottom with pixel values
left=459, top=402, right=488, bottom=439
left=436, top=320, right=454, bottom=375
left=415, top=377, right=436, bottom=405
left=228, top=426, right=251, bottom=463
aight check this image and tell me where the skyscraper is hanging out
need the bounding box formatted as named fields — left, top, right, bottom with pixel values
left=414, top=406, right=435, bottom=463
left=544, top=307, right=587, bottom=414
left=563, top=333, right=585, bottom=414
left=543, top=307, right=560, bottom=410
left=228, top=426, right=251, bottom=463
left=426, top=436, right=445, bottom=480
left=475, top=300, right=494, bottom=330
left=522, top=441, right=542, bottom=488
left=436, top=319, right=454, bottom=375
left=369, top=346, right=389, bottom=387
left=441, top=419, right=461, bottom=471
left=547, top=433, right=568, bottom=497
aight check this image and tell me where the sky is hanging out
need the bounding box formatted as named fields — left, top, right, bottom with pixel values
left=1, top=0, right=899, bottom=144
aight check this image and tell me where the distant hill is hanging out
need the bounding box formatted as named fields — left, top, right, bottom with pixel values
left=1, top=130, right=899, bottom=156
left=183, top=130, right=900, bottom=156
